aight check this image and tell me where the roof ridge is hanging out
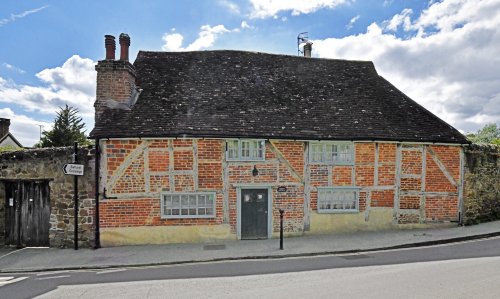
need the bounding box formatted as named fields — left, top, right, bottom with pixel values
left=135, top=49, right=374, bottom=64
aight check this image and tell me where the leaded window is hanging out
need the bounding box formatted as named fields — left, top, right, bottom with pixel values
left=226, top=139, right=265, bottom=161
left=310, top=142, right=353, bottom=164
left=161, top=192, right=216, bottom=219
left=317, top=188, right=359, bottom=212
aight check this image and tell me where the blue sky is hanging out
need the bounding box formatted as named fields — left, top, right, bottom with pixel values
left=1, top=0, right=499, bottom=146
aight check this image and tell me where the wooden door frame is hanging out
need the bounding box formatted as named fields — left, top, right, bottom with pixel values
left=236, top=185, right=272, bottom=240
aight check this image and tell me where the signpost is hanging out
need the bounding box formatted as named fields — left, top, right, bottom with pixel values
left=63, top=164, right=84, bottom=176
left=62, top=142, right=83, bottom=250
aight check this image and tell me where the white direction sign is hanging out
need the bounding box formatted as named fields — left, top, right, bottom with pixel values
left=63, top=164, right=84, bottom=176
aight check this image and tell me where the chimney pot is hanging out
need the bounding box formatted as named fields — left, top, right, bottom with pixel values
left=119, top=33, right=131, bottom=62
left=105, top=35, right=116, bottom=60
left=304, top=42, right=313, bottom=58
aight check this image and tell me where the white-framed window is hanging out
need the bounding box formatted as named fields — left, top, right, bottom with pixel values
left=226, top=139, right=265, bottom=161
left=310, top=142, right=353, bottom=164
left=161, top=192, right=216, bottom=219
left=317, top=187, right=359, bottom=213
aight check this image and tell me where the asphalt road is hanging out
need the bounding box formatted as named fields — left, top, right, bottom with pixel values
left=1, top=236, right=500, bottom=299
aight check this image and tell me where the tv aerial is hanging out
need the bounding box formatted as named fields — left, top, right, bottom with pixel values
left=297, top=32, right=309, bottom=56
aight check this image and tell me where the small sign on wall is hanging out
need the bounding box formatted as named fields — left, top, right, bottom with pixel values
left=277, top=186, right=287, bottom=192
left=9, top=198, right=13, bottom=206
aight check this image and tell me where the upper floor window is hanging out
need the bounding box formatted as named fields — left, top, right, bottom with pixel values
left=226, top=139, right=265, bottom=161
left=310, top=142, right=353, bottom=164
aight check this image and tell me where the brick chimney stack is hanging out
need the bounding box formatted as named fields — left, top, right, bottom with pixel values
left=105, top=35, right=116, bottom=60
left=94, top=34, right=137, bottom=122
left=0, top=118, right=10, bottom=138
left=119, top=33, right=130, bottom=61
left=303, top=42, right=313, bottom=58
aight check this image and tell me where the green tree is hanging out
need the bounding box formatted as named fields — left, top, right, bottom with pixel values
left=467, top=123, right=500, bottom=144
left=36, top=105, right=91, bottom=147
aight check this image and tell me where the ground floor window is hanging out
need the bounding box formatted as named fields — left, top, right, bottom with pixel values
left=161, top=192, right=216, bottom=219
left=317, top=187, right=359, bottom=212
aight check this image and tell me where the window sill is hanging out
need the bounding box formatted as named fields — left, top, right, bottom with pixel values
left=317, top=209, right=360, bottom=214
left=309, top=162, right=354, bottom=166
left=226, top=158, right=266, bottom=162
left=160, top=215, right=216, bottom=219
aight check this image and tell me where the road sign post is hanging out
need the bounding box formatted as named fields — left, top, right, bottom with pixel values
left=62, top=143, right=84, bottom=250
left=73, top=142, right=78, bottom=250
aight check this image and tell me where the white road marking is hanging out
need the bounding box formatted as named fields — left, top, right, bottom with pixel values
left=0, top=248, right=26, bottom=260
left=36, top=271, right=69, bottom=276
left=35, top=275, right=70, bottom=281
left=0, top=276, right=28, bottom=287
left=96, top=269, right=126, bottom=275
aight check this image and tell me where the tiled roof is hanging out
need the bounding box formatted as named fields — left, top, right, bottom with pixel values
left=90, top=50, right=467, bottom=144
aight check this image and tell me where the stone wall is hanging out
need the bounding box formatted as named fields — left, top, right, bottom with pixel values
left=464, top=144, right=500, bottom=224
left=0, top=147, right=95, bottom=248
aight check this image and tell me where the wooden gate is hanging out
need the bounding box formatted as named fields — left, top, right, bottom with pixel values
left=4, top=180, right=50, bottom=247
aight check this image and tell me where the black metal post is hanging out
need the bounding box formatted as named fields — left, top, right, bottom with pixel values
left=74, top=142, right=79, bottom=250
left=279, top=209, right=284, bottom=250
left=94, top=139, right=101, bottom=249
left=16, top=183, right=22, bottom=249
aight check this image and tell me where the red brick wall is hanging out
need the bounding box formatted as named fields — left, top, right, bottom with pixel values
left=378, top=144, right=396, bottom=185
left=95, top=60, right=135, bottom=121
left=400, top=195, right=420, bottom=209
left=101, top=139, right=224, bottom=227
left=371, top=190, right=394, bottom=208
left=272, top=141, right=304, bottom=176
left=308, top=142, right=461, bottom=224
left=273, top=186, right=304, bottom=232
left=101, top=139, right=463, bottom=234
left=425, top=195, right=458, bottom=221
left=332, top=166, right=352, bottom=186
left=425, top=146, right=459, bottom=193
left=227, top=141, right=305, bottom=233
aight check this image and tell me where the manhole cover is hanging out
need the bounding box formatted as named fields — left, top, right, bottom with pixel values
left=203, top=244, right=226, bottom=250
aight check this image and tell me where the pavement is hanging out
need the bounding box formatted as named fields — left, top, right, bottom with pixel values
left=1, top=220, right=500, bottom=273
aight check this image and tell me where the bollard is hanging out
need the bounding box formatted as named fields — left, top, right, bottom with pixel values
left=279, top=209, right=284, bottom=250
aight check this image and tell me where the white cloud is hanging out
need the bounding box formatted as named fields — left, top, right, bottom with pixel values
left=161, top=33, right=184, bottom=51
left=249, top=0, right=350, bottom=19
left=36, top=55, right=96, bottom=98
left=0, top=108, right=52, bottom=147
left=0, top=55, right=96, bottom=146
left=219, top=0, right=240, bottom=14
left=312, top=0, right=500, bottom=133
left=162, top=25, right=234, bottom=51
left=384, top=8, right=412, bottom=32
left=383, top=0, right=394, bottom=7
left=346, top=15, right=360, bottom=30
left=2, top=63, right=25, bottom=74
left=0, top=5, right=49, bottom=27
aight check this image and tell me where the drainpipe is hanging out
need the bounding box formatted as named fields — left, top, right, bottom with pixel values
left=94, top=138, right=101, bottom=249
